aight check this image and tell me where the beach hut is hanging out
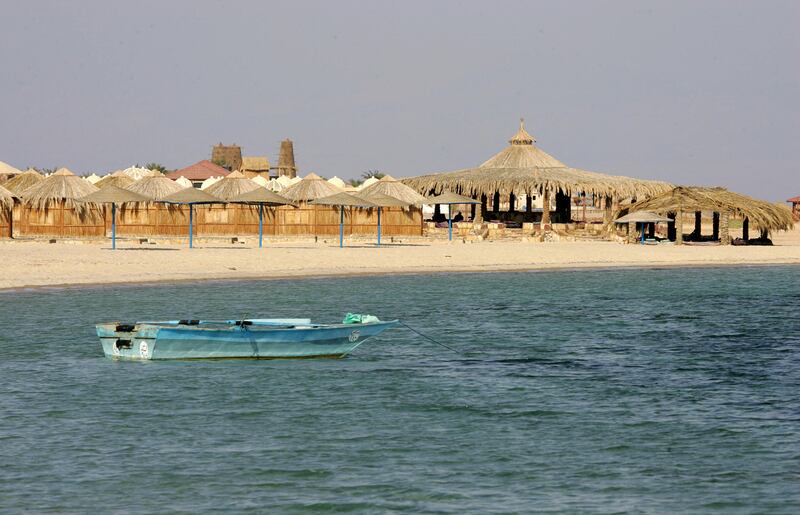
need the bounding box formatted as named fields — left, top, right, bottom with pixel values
left=78, top=185, right=151, bottom=249
left=427, top=192, right=481, bottom=240
left=403, top=119, right=672, bottom=226
left=203, top=170, right=260, bottom=200
left=229, top=188, right=294, bottom=248
left=311, top=193, right=376, bottom=247
left=94, top=174, right=134, bottom=190
left=614, top=211, right=672, bottom=244
left=19, top=168, right=103, bottom=237
left=629, top=186, right=794, bottom=244
left=3, top=169, right=43, bottom=195
left=0, top=184, right=16, bottom=238
left=788, top=195, right=800, bottom=221
left=160, top=188, right=225, bottom=248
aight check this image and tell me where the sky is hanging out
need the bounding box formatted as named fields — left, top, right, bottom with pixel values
left=0, top=0, right=797, bottom=200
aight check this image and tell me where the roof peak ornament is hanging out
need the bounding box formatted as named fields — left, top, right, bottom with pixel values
left=509, top=118, right=535, bottom=145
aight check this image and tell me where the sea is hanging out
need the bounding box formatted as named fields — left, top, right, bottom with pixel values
left=1, top=266, right=798, bottom=513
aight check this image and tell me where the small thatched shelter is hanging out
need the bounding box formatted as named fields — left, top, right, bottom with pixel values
left=403, top=119, right=672, bottom=224
left=4, top=170, right=43, bottom=194
left=628, top=186, right=794, bottom=244
left=281, top=172, right=345, bottom=202
left=126, top=175, right=184, bottom=200
left=94, top=174, right=134, bottom=190
left=359, top=175, right=428, bottom=205
left=22, top=169, right=99, bottom=211
left=203, top=170, right=260, bottom=200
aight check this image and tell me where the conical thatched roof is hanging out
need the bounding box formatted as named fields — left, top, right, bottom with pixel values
left=161, top=187, right=224, bottom=204
left=203, top=170, right=260, bottom=200
left=126, top=175, right=184, bottom=200
left=174, top=176, right=193, bottom=188
left=629, top=186, right=794, bottom=232
left=360, top=175, right=428, bottom=205
left=614, top=211, right=672, bottom=224
left=358, top=191, right=412, bottom=208
left=78, top=185, right=151, bottom=204
left=0, top=184, right=15, bottom=209
left=0, top=161, right=22, bottom=176
left=4, top=170, right=44, bottom=194
left=427, top=191, right=481, bottom=204
left=403, top=119, right=673, bottom=200
left=310, top=192, right=376, bottom=208
left=281, top=172, right=345, bottom=202
left=94, top=174, right=134, bottom=189
left=22, top=168, right=100, bottom=210
left=230, top=187, right=294, bottom=205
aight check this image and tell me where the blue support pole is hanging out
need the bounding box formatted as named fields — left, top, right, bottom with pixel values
left=258, top=204, right=263, bottom=248
left=189, top=204, right=194, bottom=249
left=448, top=205, right=453, bottom=241
left=339, top=206, right=344, bottom=248
left=111, top=203, right=117, bottom=250
left=377, top=207, right=382, bottom=246
left=640, top=223, right=645, bottom=244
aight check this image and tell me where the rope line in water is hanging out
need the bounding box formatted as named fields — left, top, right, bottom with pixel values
left=399, top=321, right=461, bottom=355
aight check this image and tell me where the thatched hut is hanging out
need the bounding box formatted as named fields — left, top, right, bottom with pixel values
left=0, top=184, right=16, bottom=238
left=360, top=175, right=428, bottom=205
left=4, top=170, right=43, bottom=194
left=240, top=156, right=271, bottom=179
left=113, top=175, right=188, bottom=237
left=17, top=168, right=103, bottom=237
left=788, top=195, right=800, bottom=221
left=199, top=171, right=263, bottom=234
left=628, top=186, right=794, bottom=244
left=126, top=175, right=184, bottom=200
left=203, top=170, right=260, bottom=200
left=403, top=119, right=673, bottom=225
left=94, top=174, right=134, bottom=190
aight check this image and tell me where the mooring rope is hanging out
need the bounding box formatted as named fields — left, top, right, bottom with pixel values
left=400, top=321, right=461, bottom=355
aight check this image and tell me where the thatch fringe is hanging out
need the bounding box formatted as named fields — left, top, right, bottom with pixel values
left=628, top=186, right=794, bottom=232
left=4, top=170, right=44, bottom=194
left=203, top=170, right=260, bottom=200
left=21, top=170, right=100, bottom=215
left=0, top=184, right=15, bottom=209
left=281, top=173, right=344, bottom=201
left=359, top=175, right=428, bottom=205
left=125, top=176, right=184, bottom=200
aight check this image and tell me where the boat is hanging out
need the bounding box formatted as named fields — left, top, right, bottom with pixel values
left=95, top=315, right=398, bottom=360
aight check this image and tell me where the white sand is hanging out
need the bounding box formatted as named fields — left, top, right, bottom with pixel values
left=1, top=224, right=798, bottom=290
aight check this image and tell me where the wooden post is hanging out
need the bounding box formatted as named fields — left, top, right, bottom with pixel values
left=712, top=212, right=720, bottom=240
left=476, top=194, right=486, bottom=223
left=647, top=222, right=655, bottom=239
left=694, top=211, right=702, bottom=240
left=493, top=191, right=500, bottom=213
left=676, top=210, right=684, bottom=245
left=509, top=193, right=515, bottom=212
left=470, top=203, right=476, bottom=221
left=742, top=217, right=749, bottom=241
left=720, top=211, right=731, bottom=245
left=526, top=194, right=532, bottom=213
left=667, top=212, right=676, bottom=241
left=628, top=222, right=636, bottom=243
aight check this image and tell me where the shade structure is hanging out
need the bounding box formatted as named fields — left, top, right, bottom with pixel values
left=614, top=211, right=672, bottom=224
left=281, top=172, right=345, bottom=202
left=160, top=187, right=226, bottom=248
left=229, top=187, right=295, bottom=248
left=311, top=193, right=376, bottom=248
left=78, top=185, right=152, bottom=250
left=21, top=168, right=99, bottom=211
left=359, top=175, right=428, bottom=205
left=427, top=191, right=481, bottom=240
left=94, top=174, right=134, bottom=190
left=203, top=170, right=260, bottom=200
left=357, top=191, right=412, bottom=246
left=0, top=183, right=15, bottom=209
left=0, top=161, right=22, bottom=176
left=126, top=175, right=184, bottom=200
left=3, top=170, right=43, bottom=194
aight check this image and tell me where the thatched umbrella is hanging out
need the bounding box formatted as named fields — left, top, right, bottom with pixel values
left=21, top=168, right=99, bottom=213
left=402, top=119, right=673, bottom=223
left=357, top=191, right=411, bottom=245
left=229, top=187, right=295, bottom=248
left=360, top=175, right=428, bottom=205
left=126, top=175, right=184, bottom=200
left=281, top=172, right=345, bottom=202
left=614, top=211, right=672, bottom=244
left=4, top=170, right=43, bottom=195
left=160, top=187, right=225, bottom=248
left=0, top=183, right=15, bottom=209
left=94, top=174, right=134, bottom=190
left=203, top=170, right=260, bottom=200
left=78, top=185, right=151, bottom=250
left=311, top=192, right=376, bottom=248
left=427, top=192, right=481, bottom=240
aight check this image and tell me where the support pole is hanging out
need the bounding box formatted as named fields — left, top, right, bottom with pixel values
left=111, top=203, right=116, bottom=250
left=640, top=223, right=646, bottom=244
left=720, top=211, right=731, bottom=245
left=448, top=207, right=453, bottom=241
left=541, top=190, right=551, bottom=227
left=712, top=212, right=720, bottom=240
left=742, top=217, right=749, bottom=241
left=676, top=210, right=684, bottom=245
left=258, top=204, right=263, bottom=248
left=694, top=211, right=702, bottom=240
left=526, top=194, right=532, bottom=213
left=339, top=206, right=344, bottom=248
left=189, top=204, right=193, bottom=248
left=377, top=207, right=381, bottom=246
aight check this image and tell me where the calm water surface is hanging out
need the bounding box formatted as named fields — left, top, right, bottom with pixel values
left=1, top=267, right=799, bottom=513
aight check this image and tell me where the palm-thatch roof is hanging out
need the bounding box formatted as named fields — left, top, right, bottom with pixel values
left=310, top=192, right=376, bottom=208
left=229, top=187, right=294, bottom=205
left=0, top=161, right=22, bottom=176
left=78, top=185, right=151, bottom=205
left=359, top=175, right=428, bottom=205
left=0, top=184, right=15, bottom=209
left=4, top=170, right=44, bottom=194
left=161, top=187, right=224, bottom=204
left=94, top=174, right=134, bottom=190
left=629, top=186, right=794, bottom=232
left=402, top=119, right=673, bottom=200
left=203, top=170, right=260, bottom=200
left=241, top=156, right=271, bottom=172
left=125, top=175, right=184, bottom=200
left=281, top=172, right=345, bottom=202
left=21, top=168, right=100, bottom=210
left=614, top=211, right=672, bottom=224
left=358, top=191, right=412, bottom=208
left=427, top=191, right=481, bottom=204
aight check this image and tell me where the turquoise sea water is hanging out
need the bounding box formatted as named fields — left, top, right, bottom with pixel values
left=1, top=266, right=799, bottom=513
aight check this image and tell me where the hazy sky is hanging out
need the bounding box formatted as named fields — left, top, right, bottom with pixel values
left=1, top=1, right=797, bottom=200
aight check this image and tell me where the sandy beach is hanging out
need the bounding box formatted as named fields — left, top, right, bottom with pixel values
left=1, top=224, right=797, bottom=290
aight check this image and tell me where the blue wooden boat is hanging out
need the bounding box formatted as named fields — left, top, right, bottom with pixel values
left=95, top=316, right=398, bottom=360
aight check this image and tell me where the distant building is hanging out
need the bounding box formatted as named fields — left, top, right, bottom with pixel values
left=211, top=143, right=242, bottom=171
left=240, top=156, right=271, bottom=179
left=167, top=160, right=230, bottom=187
left=270, top=139, right=297, bottom=178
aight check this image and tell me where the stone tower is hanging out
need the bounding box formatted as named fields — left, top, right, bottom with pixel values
left=211, top=143, right=243, bottom=171
left=271, top=139, right=297, bottom=178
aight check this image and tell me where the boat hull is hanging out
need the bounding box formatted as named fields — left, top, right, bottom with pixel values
left=96, top=320, right=398, bottom=360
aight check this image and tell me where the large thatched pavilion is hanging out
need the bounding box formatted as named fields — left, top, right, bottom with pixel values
left=628, top=186, right=794, bottom=244
left=403, top=120, right=672, bottom=225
